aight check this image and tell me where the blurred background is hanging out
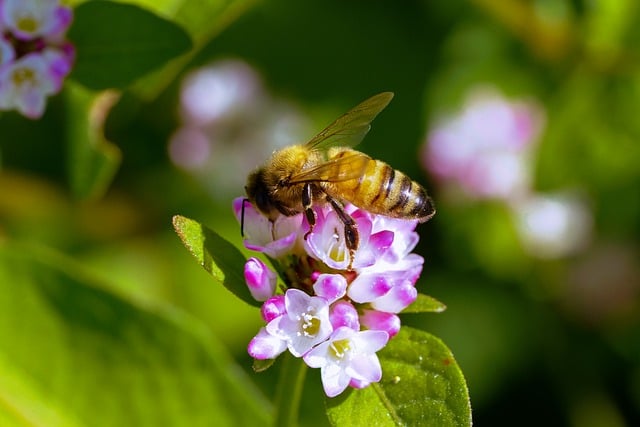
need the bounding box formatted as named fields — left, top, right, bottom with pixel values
left=2, top=0, right=640, bottom=425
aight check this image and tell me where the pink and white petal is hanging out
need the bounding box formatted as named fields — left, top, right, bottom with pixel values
left=322, top=364, right=351, bottom=398
left=349, top=377, right=372, bottom=389
left=43, top=4, right=73, bottom=39
left=313, top=274, right=347, bottom=303
left=360, top=309, right=401, bottom=337
left=370, top=283, right=418, bottom=313
left=353, top=330, right=389, bottom=354
left=0, top=38, right=15, bottom=66
left=15, top=86, right=47, bottom=119
left=329, top=300, right=360, bottom=331
left=346, top=352, right=382, bottom=383
left=261, top=295, right=286, bottom=322
left=244, top=257, right=277, bottom=301
left=248, top=327, right=287, bottom=360
left=42, top=48, right=73, bottom=91
left=347, top=274, right=393, bottom=303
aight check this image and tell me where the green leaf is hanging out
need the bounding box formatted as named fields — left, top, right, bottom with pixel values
left=326, top=327, right=471, bottom=427
left=403, top=293, right=447, bottom=314
left=69, top=1, right=193, bottom=90
left=132, top=0, right=258, bottom=99
left=0, top=353, right=84, bottom=427
left=172, top=215, right=259, bottom=307
left=0, top=243, right=271, bottom=426
left=64, top=81, right=121, bottom=200
left=252, top=358, right=276, bottom=373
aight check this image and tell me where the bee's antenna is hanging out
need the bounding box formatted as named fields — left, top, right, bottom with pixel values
left=240, top=198, right=249, bottom=237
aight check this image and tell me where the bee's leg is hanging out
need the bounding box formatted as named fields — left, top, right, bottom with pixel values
left=302, top=183, right=317, bottom=239
left=327, top=197, right=359, bottom=271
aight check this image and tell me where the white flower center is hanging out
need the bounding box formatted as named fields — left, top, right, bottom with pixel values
left=328, top=227, right=346, bottom=262
left=297, top=309, right=321, bottom=337
left=17, top=15, right=39, bottom=33
left=12, top=67, right=37, bottom=88
left=329, top=339, right=351, bottom=361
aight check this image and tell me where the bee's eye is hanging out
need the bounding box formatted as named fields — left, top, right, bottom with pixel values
left=255, top=190, right=270, bottom=212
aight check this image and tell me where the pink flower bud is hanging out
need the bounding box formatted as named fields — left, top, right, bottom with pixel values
left=329, top=300, right=360, bottom=330
left=244, top=257, right=276, bottom=302
left=248, top=328, right=286, bottom=360
left=261, top=295, right=285, bottom=322
left=360, top=310, right=401, bottom=337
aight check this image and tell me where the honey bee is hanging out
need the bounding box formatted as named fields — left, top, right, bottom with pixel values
left=243, top=92, right=435, bottom=268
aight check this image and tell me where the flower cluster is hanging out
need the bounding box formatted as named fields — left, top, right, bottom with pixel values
left=0, top=0, right=74, bottom=119
left=234, top=198, right=425, bottom=397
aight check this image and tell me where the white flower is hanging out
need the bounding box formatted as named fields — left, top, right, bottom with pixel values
left=303, top=327, right=389, bottom=398
left=2, top=0, right=73, bottom=41
left=265, top=289, right=333, bottom=357
left=0, top=53, right=57, bottom=118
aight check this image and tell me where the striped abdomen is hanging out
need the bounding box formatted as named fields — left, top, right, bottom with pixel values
left=325, top=149, right=435, bottom=222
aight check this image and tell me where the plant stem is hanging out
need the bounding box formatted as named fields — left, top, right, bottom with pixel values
left=273, top=352, right=307, bottom=427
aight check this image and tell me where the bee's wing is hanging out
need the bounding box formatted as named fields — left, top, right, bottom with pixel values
left=289, top=151, right=370, bottom=183
left=305, top=92, right=394, bottom=151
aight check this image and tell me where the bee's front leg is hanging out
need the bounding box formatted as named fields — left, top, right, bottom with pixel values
left=327, top=197, right=359, bottom=271
left=302, top=183, right=317, bottom=240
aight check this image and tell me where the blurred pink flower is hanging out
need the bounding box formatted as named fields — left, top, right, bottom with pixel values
left=423, top=87, right=544, bottom=201
left=0, top=53, right=58, bottom=118
left=2, top=0, right=72, bottom=41
left=169, top=60, right=310, bottom=200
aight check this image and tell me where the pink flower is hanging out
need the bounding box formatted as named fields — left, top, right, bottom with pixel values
left=304, top=206, right=393, bottom=270
left=0, top=53, right=58, bottom=118
left=265, top=289, right=333, bottom=357
left=233, top=197, right=303, bottom=258
left=422, top=87, right=544, bottom=201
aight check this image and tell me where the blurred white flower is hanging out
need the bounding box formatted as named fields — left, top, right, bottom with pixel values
left=513, top=192, right=592, bottom=259
left=422, top=86, right=544, bottom=201
left=179, top=60, right=261, bottom=126
left=169, top=59, right=310, bottom=200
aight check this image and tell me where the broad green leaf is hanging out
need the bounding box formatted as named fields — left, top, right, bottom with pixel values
left=403, top=293, right=447, bottom=314
left=132, top=0, right=258, bottom=99
left=0, top=243, right=271, bottom=427
left=64, top=81, right=121, bottom=200
left=326, top=326, right=471, bottom=427
left=69, top=1, right=192, bottom=90
left=0, top=353, right=84, bottom=427
left=172, top=215, right=259, bottom=307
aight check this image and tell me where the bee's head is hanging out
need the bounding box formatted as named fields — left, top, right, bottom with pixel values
left=245, top=168, right=277, bottom=218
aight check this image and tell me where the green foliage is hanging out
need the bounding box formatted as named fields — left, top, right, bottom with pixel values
left=326, top=327, right=471, bottom=427
left=171, top=216, right=470, bottom=425
left=64, top=81, right=121, bottom=199
left=0, top=243, right=271, bottom=427
left=3, top=0, right=640, bottom=425
left=172, top=215, right=259, bottom=308
left=69, top=1, right=192, bottom=89
left=403, top=294, right=447, bottom=314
